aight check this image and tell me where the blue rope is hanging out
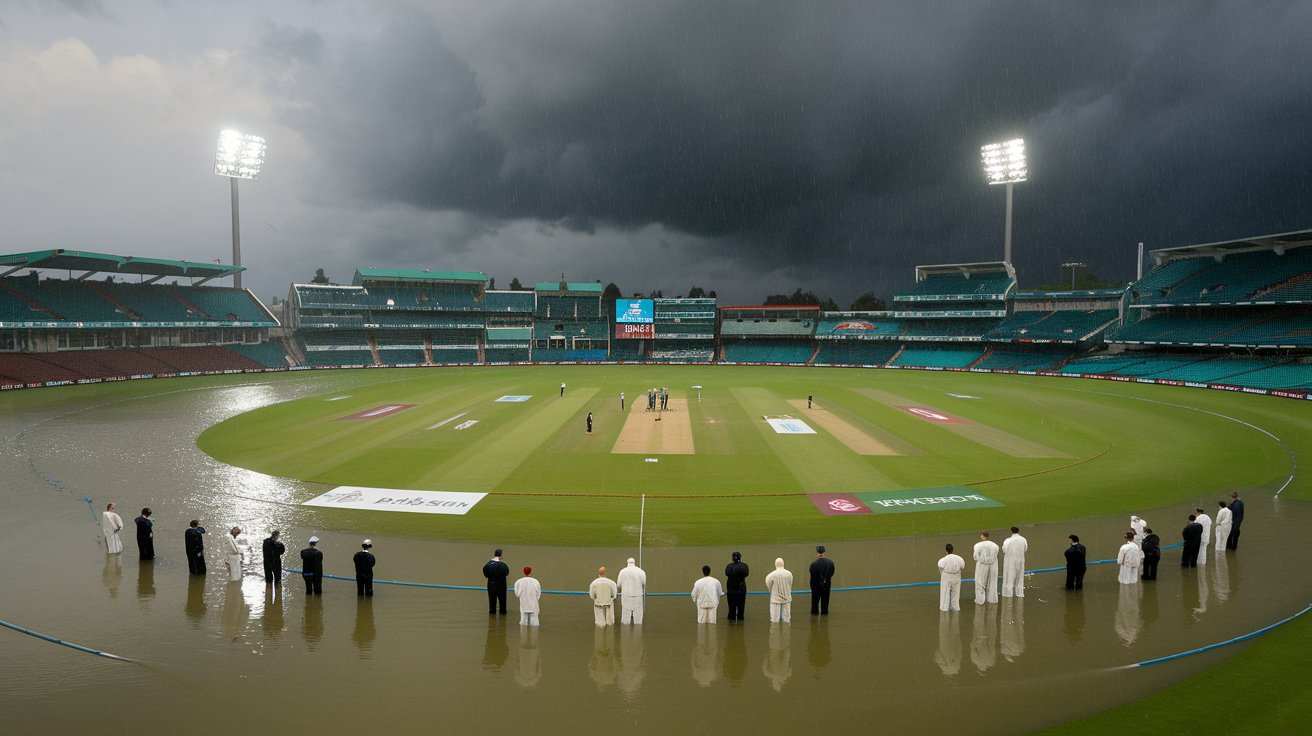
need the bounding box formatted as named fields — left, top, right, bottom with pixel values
left=1131, top=602, right=1312, bottom=668
left=0, top=618, right=134, bottom=663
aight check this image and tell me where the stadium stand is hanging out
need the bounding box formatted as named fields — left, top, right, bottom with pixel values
left=813, top=341, right=901, bottom=366
left=890, top=347, right=985, bottom=368
left=722, top=339, right=814, bottom=364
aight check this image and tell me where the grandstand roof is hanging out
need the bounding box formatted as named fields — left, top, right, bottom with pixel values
left=534, top=281, right=604, bottom=293
left=354, top=268, right=487, bottom=283
left=1150, top=228, right=1312, bottom=264
left=913, top=261, right=1016, bottom=280
left=721, top=304, right=821, bottom=310
left=1014, top=289, right=1126, bottom=300
left=0, top=249, right=243, bottom=282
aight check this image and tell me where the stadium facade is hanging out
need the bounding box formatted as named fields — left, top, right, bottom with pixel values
left=1, top=230, right=1309, bottom=397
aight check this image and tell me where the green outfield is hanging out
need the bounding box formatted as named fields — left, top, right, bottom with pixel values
left=196, top=365, right=1311, bottom=546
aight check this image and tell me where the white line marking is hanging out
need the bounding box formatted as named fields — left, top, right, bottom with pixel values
left=428, top=411, right=469, bottom=430
left=453, top=420, right=479, bottom=431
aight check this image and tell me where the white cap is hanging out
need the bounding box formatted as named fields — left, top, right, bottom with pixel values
left=308, top=536, right=319, bottom=543
left=363, top=538, right=373, bottom=546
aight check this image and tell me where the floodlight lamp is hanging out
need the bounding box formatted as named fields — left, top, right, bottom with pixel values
left=981, top=138, right=1027, bottom=185
left=215, top=129, right=266, bottom=179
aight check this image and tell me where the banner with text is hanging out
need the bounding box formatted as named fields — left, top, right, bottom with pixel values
left=856, top=487, right=1001, bottom=514
left=303, top=486, right=487, bottom=516
left=615, top=322, right=655, bottom=339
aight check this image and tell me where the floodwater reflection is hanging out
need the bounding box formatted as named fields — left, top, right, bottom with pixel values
left=483, top=617, right=509, bottom=672
left=762, top=623, right=791, bottom=691
left=1063, top=594, right=1085, bottom=644
left=221, top=581, right=251, bottom=641
left=515, top=626, right=540, bottom=687
left=136, top=561, right=155, bottom=604
left=691, top=624, right=718, bottom=687
left=302, top=596, right=324, bottom=648
left=185, top=574, right=207, bottom=626
left=1115, top=584, right=1142, bottom=646
left=807, top=617, right=830, bottom=673
left=352, top=598, right=376, bottom=654
left=589, top=626, right=617, bottom=690
left=262, top=586, right=285, bottom=640
left=102, top=554, right=122, bottom=598
left=936, top=612, right=962, bottom=676
left=616, top=626, right=646, bottom=700
left=1214, top=553, right=1230, bottom=602
left=723, top=624, right=747, bottom=685
left=1001, top=597, right=1025, bottom=661
left=971, top=603, right=998, bottom=673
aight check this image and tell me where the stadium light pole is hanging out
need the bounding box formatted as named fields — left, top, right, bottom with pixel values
left=981, top=138, right=1027, bottom=266
left=214, top=129, right=267, bottom=290
left=1062, top=262, right=1088, bottom=289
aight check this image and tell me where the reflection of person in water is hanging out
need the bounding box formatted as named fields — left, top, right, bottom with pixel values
left=807, top=617, right=831, bottom=672
left=185, top=574, right=207, bottom=627
left=352, top=598, right=376, bottom=653
left=589, top=626, right=617, bottom=690
left=515, top=626, right=541, bottom=687
left=1001, top=597, right=1025, bottom=662
left=970, top=603, right=997, bottom=673
left=763, top=622, right=792, bottom=691
left=691, top=624, right=718, bottom=687
left=1115, top=583, right=1141, bottom=646
left=935, top=612, right=961, bottom=676
left=722, top=624, right=747, bottom=684
left=102, top=554, right=123, bottom=598
left=221, top=580, right=250, bottom=641
left=302, top=595, right=324, bottom=649
left=136, top=560, right=156, bottom=604
left=262, top=585, right=284, bottom=639
left=1062, top=594, right=1085, bottom=644
left=616, top=626, right=647, bottom=700
left=483, top=616, right=508, bottom=671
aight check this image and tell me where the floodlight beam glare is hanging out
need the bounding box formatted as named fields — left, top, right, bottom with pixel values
left=980, top=138, right=1027, bottom=185
left=214, top=129, right=266, bottom=180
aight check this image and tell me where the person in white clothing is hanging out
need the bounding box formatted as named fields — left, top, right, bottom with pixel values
left=1214, top=500, right=1233, bottom=553
left=1117, top=531, right=1144, bottom=584
left=690, top=565, right=724, bottom=623
left=514, top=566, right=542, bottom=626
left=764, top=558, right=793, bottom=623
left=589, top=566, right=618, bottom=626
left=1130, top=515, right=1148, bottom=547
left=1000, top=527, right=1028, bottom=598
left=972, top=531, right=999, bottom=604
left=938, top=544, right=966, bottom=612
left=224, top=527, right=243, bottom=582
left=1194, top=507, right=1212, bottom=565
left=101, top=502, right=124, bottom=554
left=616, top=558, right=647, bottom=624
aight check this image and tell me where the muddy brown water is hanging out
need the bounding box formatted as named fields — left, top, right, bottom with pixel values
left=1, top=375, right=1306, bottom=734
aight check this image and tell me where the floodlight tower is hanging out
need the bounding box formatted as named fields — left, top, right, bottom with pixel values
left=214, top=129, right=266, bottom=290
left=980, top=138, right=1027, bottom=265
left=1061, top=261, right=1088, bottom=289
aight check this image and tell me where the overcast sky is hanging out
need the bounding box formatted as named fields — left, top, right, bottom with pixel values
left=3, top=0, right=1310, bottom=305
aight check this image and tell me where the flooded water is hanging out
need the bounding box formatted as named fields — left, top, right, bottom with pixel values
left=1, top=373, right=1306, bottom=734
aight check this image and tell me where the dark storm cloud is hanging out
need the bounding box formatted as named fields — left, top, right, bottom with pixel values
left=273, top=1, right=1312, bottom=301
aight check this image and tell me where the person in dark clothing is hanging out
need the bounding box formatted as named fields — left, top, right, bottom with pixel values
left=135, top=508, right=155, bottom=560
left=808, top=394, right=813, bottom=409
left=1181, top=515, right=1203, bottom=567
left=809, top=546, right=835, bottom=615
left=1141, top=527, right=1161, bottom=580
left=483, top=549, right=510, bottom=615
left=300, top=537, right=323, bottom=595
left=262, top=530, right=285, bottom=586
left=354, top=539, right=376, bottom=597
left=1064, top=535, right=1086, bottom=590
left=1227, top=491, right=1245, bottom=550
left=184, top=520, right=206, bottom=574
left=586, top=412, right=593, bottom=433
left=724, top=551, right=750, bottom=621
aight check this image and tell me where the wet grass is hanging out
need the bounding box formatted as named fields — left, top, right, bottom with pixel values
left=189, top=365, right=1311, bottom=545
left=1047, top=611, right=1312, bottom=734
